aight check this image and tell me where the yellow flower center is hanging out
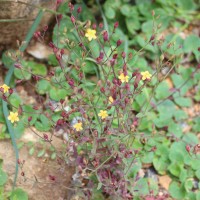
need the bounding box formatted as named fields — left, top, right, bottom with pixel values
left=0, top=84, right=10, bottom=93
left=8, top=112, right=19, bottom=123
left=141, top=71, right=152, bottom=80
left=118, top=73, right=129, bottom=83
left=85, top=28, right=97, bottom=41
left=98, top=110, right=108, bottom=119
left=73, top=122, right=83, bottom=131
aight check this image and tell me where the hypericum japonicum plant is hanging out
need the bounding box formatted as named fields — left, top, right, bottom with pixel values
left=1, top=1, right=200, bottom=199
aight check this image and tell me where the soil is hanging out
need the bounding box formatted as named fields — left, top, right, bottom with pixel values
left=0, top=127, right=74, bottom=200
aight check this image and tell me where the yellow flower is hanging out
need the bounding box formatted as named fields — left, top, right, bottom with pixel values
left=0, top=84, right=10, bottom=93
left=141, top=71, right=152, bottom=80
left=109, top=96, right=114, bottom=104
left=8, top=112, right=19, bottom=123
left=98, top=110, right=108, bottom=119
left=85, top=28, right=97, bottom=41
left=73, top=122, right=83, bottom=131
left=118, top=73, right=129, bottom=83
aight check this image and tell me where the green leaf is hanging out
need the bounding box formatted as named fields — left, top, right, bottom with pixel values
left=141, top=152, right=154, bottom=164
left=50, top=88, right=68, bottom=101
left=10, top=188, right=28, bottom=200
left=179, top=168, right=188, bottom=182
left=14, top=121, right=25, bottom=139
left=35, top=114, right=51, bottom=132
left=105, top=7, right=115, bottom=19
left=0, top=162, right=7, bottom=186
left=126, top=17, right=140, bottom=35
left=36, top=80, right=51, bottom=95
left=120, top=4, right=131, bottom=16
left=182, top=133, right=198, bottom=145
left=51, top=152, right=56, bottom=160
left=48, top=54, right=59, bottom=66
left=155, top=81, right=170, bottom=99
left=97, top=182, right=102, bottom=190
left=195, top=169, right=200, bottom=180
left=169, top=181, right=186, bottom=199
left=193, top=117, right=200, bottom=132
left=174, top=110, right=188, bottom=121
left=29, top=147, right=35, bottom=156
left=183, top=35, right=200, bottom=53
left=9, top=93, right=22, bottom=108
left=27, top=61, right=47, bottom=76
left=168, top=162, right=183, bottom=177
left=153, top=156, right=169, bottom=175
left=82, top=60, right=98, bottom=75
left=184, top=179, right=193, bottom=191
left=53, top=17, right=77, bottom=49
left=14, top=61, right=32, bottom=80
left=134, top=178, right=149, bottom=196
left=174, top=97, right=192, bottom=107
left=2, top=51, right=15, bottom=68
left=37, top=149, right=45, bottom=157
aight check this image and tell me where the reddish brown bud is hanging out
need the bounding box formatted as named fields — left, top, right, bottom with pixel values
left=117, top=39, right=122, bottom=47
left=79, top=72, right=83, bottom=79
left=14, top=63, right=21, bottom=69
left=150, top=35, right=155, bottom=41
left=70, top=15, right=76, bottom=24
left=60, top=49, right=65, bottom=55
left=113, top=54, right=118, bottom=59
left=92, top=23, right=97, bottom=29
left=114, top=21, right=119, bottom=29
left=49, top=42, right=55, bottom=48
left=49, top=71, right=55, bottom=76
left=77, top=6, right=82, bottom=13
left=43, top=133, right=48, bottom=140
left=100, top=87, right=105, bottom=93
left=103, top=31, right=109, bottom=42
left=9, top=88, right=13, bottom=94
left=112, top=78, right=118, bottom=85
left=99, top=22, right=103, bottom=29
left=124, top=97, right=129, bottom=104
left=99, top=52, right=104, bottom=59
left=68, top=2, right=74, bottom=11
left=49, top=175, right=56, bottom=181
left=186, top=145, right=190, bottom=153
left=68, top=79, right=74, bottom=87
left=21, top=172, right=25, bottom=176
left=121, top=51, right=126, bottom=58
left=43, top=25, right=48, bottom=32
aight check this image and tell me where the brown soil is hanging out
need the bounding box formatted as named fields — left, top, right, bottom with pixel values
left=0, top=128, right=74, bottom=200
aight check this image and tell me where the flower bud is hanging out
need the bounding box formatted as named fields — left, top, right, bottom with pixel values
left=14, top=63, right=21, bottom=69
left=92, top=23, right=97, bottom=29
left=114, top=21, right=119, bottom=29
left=43, top=133, right=48, bottom=140
left=43, top=25, right=48, bottom=32
left=9, top=88, right=13, bottom=95
left=113, top=54, right=118, bottom=59
left=77, top=6, right=82, bottom=13
left=70, top=15, right=76, bottom=24
left=103, top=31, right=108, bottom=42
left=99, top=22, right=103, bottom=29
left=100, top=87, right=105, bottom=93
left=186, top=145, right=190, bottom=153
left=117, top=39, right=122, bottom=47
left=121, top=51, right=126, bottom=58
left=28, top=116, right=32, bottom=122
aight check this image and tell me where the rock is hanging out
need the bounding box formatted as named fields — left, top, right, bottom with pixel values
left=0, top=0, right=53, bottom=46
left=27, top=42, right=52, bottom=60
left=145, top=167, right=158, bottom=181
left=158, top=175, right=172, bottom=190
